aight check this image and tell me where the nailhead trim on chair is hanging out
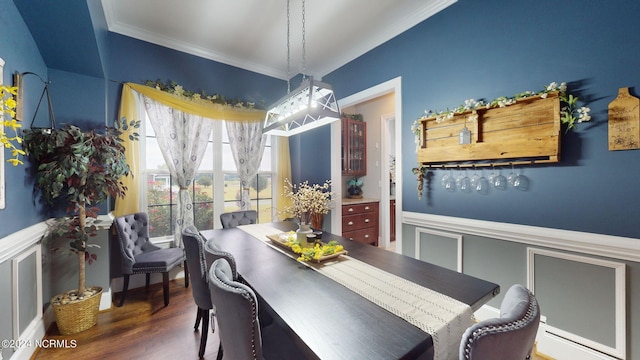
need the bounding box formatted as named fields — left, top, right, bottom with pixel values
left=462, top=291, right=539, bottom=360
left=213, top=264, right=260, bottom=360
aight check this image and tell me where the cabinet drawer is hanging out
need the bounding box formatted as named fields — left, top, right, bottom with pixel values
left=342, top=202, right=378, bottom=215
left=342, top=213, right=376, bottom=231
left=343, top=228, right=377, bottom=246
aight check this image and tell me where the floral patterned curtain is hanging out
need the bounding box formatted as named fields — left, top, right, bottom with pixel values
left=225, top=120, right=266, bottom=210
left=142, top=95, right=213, bottom=247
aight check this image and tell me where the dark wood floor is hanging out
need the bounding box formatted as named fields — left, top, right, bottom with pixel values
left=31, top=279, right=221, bottom=360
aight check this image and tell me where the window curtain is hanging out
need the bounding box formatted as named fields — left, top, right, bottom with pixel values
left=114, top=84, right=141, bottom=217
left=225, top=120, right=266, bottom=210
left=142, top=96, right=212, bottom=247
left=114, top=82, right=292, bottom=242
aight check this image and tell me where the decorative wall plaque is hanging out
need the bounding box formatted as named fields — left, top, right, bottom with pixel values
left=608, top=87, right=640, bottom=151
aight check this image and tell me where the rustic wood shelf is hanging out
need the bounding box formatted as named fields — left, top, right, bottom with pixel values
left=416, top=92, right=561, bottom=166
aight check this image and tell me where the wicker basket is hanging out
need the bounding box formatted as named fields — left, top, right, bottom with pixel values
left=51, top=286, right=102, bottom=335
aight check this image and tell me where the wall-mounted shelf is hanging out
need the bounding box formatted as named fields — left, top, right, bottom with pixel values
left=416, top=92, right=561, bottom=166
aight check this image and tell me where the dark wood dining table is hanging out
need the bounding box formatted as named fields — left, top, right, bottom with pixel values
left=201, top=222, right=499, bottom=360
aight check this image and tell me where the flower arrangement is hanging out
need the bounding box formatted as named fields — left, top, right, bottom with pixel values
left=143, top=79, right=264, bottom=109
left=0, top=85, right=25, bottom=165
left=411, top=81, right=592, bottom=149
left=280, top=231, right=345, bottom=261
left=281, top=178, right=334, bottom=225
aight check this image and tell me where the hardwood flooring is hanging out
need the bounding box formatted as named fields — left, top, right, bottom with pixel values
left=31, top=280, right=221, bottom=360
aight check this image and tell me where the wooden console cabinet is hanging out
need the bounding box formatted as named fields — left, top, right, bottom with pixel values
left=342, top=201, right=379, bottom=246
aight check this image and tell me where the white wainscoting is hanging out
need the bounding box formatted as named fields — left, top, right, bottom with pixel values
left=413, top=227, right=463, bottom=272
left=1, top=221, right=47, bottom=360
left=528, top=248, right=626, bottom=360
left=403, top=211, right=636, bottom=360
left=0, top=216, right=114, bottom=360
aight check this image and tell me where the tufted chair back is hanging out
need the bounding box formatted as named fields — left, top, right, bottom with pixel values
left=114, top=212, right=161, bottom=274
left=203, top=232, right=238, bottom=280
left=182, top=225, right=213, bottom=310
left=459, top=284, right=540, bottom=360
left=220, top=210, right=258, bottom=229
left=209, top=258, right=264, bottom=360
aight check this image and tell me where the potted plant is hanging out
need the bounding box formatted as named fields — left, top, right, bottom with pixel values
left=23, top=118, right=138, bottom=335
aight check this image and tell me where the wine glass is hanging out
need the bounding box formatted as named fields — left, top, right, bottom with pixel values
left=470, top=166, right=481, bottom=188
left=456, top=168, right=472, bottom=193
left=507, top=163, right=518, bottom=186
left=493, top=167, right=507, bottom=190
left=442, top=168, right=456, bottom=192
left=476, top=168, right=490, bottom=195
left=513, top=170, right=530, bottom=191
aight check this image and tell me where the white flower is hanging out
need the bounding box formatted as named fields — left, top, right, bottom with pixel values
left=577, top=107, right=591, bottom=122
left=540, top=93, right=548, bottom=99
left=174, top=85, right=185, bottom=96
left=559, top=82, right=567, bottom=92
left=546, top=82, right=558, bottom=91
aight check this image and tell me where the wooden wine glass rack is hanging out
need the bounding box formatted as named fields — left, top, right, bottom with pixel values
left=416, top=92, right=561, bottom=168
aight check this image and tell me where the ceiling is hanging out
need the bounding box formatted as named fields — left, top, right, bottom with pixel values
left=101, top=0, right=456, bottom=80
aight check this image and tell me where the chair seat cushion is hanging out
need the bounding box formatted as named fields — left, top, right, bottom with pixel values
left=132, top=248, right=184, bottom=273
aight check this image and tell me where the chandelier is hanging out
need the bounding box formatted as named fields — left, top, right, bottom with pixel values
left=263, top=0, right=340, bottom=136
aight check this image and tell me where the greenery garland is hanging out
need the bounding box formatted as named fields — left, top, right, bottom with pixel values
left=411, top=81, right=591, bottom=152
left=143, top=79, right=265, bottom=110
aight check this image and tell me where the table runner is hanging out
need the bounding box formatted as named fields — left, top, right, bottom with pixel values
left=238, top=224, right=475, bottom=360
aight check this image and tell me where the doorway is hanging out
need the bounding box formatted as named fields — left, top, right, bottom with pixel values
left=330, top=77, right=403, bottom=251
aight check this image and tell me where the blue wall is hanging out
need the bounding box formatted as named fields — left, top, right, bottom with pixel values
left=0, top=0, right=49, bottom=237
left=106, top=33, right=283, bottom=119
left=323, top=0, right=640, bottom=238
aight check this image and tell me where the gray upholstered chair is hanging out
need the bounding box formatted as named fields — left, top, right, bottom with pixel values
left=113, top=212, right=188, bottom=307
left=208, top=258, right=305, bottom=360
left=459, top=284, right=541, bottom=360
left=220, top=210, right=258, bottom=228
left=182, top=225, right=223, bottom=359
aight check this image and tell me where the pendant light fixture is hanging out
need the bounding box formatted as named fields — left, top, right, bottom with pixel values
left=263, top=0, right=340, bottom=136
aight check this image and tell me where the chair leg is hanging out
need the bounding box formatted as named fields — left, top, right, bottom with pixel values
left=145, top=273, right=151, bottom=290
left=212, top=312, right=223, bottom=360
left=162, top=272, right=170, bottom=306
left=117, top=275, right=130, bottom=307
left=194, top=307, right=203, bottom=330
left=184, top=260, right=189, bottom=288
left=198, top=308, right=209, bottom=358
left=216, top=344, right=223, bottom=360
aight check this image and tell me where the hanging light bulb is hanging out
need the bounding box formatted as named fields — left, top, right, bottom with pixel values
left=263, top=0, right=340, bottom=136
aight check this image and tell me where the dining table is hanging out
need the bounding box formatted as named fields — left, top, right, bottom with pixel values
left=201, top=222, right=499, bottom=360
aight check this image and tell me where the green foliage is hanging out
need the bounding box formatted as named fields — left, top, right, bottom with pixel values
left=23, top=118, right=141, bottom=210
left=23, top=117, right=139, bottom=294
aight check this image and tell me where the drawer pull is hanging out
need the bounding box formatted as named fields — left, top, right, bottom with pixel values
left=348, top=207, right=354, bottom=212
left=347, top=221, right=354, bottom=226
left=364, top=206, right=370, bottom=210
left=364, top=219, right=370, bottom=223
left=364, top=234, right=369, bottom=238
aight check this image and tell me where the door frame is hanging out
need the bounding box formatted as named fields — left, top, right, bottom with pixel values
left=330, top=77, right=403, bottom=251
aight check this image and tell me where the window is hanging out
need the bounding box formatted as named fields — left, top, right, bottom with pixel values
left=141, top=115, right=274, bottom=239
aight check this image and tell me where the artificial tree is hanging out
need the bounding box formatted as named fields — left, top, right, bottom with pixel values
left=23, top=119, right=138, bottom=297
